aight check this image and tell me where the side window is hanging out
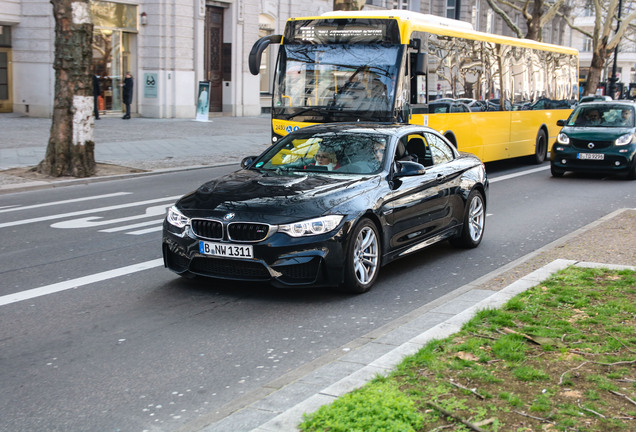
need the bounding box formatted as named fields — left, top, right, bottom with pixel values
left=425, top=133, right=455, bottom=164
left=404, top=134, right=433, bottom=166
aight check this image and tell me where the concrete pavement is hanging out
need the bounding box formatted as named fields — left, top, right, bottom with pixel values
left=0, top=112, right=271, bottom=176
left=1, top=113, right=634, bottom=432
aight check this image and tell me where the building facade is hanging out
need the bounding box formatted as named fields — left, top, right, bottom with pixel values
left=0, top=0, right=331, bottom=117
left=0, top=0, right=633, bottom=118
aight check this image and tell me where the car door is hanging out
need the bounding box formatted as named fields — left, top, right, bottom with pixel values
left=382, top=132, right=452, bottom=253
left=425, top=132, right=464, bottom=227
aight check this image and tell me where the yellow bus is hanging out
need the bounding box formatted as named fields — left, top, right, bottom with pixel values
left=249, top=10, right=579, bottom=164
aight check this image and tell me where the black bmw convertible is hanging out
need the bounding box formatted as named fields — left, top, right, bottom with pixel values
left=162, top=123, right=488, bottom=293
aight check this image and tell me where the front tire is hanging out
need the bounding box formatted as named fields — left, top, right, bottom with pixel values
left=340, top=218, right=380, bottom=294
left=627, top=161, right=636, bottom=180
left=550, top=164, right=565, bottom=177
left=450, top=190, right=485, bottom=249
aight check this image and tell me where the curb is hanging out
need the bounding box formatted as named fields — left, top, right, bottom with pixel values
left=0, top=162, right=238, bottom=194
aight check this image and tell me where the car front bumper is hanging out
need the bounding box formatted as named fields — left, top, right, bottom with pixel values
left=550, top=142, right=636, bottom=176
left=162, top=221, right=349, bottom=288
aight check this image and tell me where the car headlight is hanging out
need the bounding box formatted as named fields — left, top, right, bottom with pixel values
left=557, top=132, right=570, bottom=145
left=278, top=215, right=344, bottom=237
left=167, top=206, right=189, bottom=228
left=615, top=133, right=633, bottom=146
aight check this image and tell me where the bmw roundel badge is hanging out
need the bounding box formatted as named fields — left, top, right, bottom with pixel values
left=224, top=213, right=235, bottom=221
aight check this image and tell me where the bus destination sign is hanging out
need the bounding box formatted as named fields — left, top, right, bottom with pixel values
left=285, top=19, right=401, bottom=44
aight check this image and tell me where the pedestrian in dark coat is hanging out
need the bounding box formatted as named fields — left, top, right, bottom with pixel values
left=93, top=74, right=101, bottom=120
left=122, top=71, right=133, bottom=119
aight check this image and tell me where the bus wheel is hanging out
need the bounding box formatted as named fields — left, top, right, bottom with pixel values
left=533, top=130, right=547, bottom=164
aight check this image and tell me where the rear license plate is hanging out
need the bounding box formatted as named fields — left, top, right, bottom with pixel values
left=199, top=241, right=254, bottom=259
left=577, top=153, right=604, bottom=160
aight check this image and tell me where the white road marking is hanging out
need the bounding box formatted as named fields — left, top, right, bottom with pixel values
left=51, top=204, right=170, bottom=229
left=127, top=226, right=163, bottom=235
left=0, top=259, right=163, bottom=307
left=489, top=165, right=550, bottom=183
left=0, top=195, right=180, bottom=228
left=100, top=219, right=163, bottom=233
left=0, top=192, right=131, bottom=213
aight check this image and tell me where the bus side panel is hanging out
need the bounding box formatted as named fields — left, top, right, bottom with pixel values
left=411, top=112, right=513, bottom=163
left=508, top=109, right=572, bottom=159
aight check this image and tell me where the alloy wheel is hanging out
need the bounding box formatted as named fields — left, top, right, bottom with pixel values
left=353, top=226, right=379, bottom=285
left=467, top=194, right=485, bottom=242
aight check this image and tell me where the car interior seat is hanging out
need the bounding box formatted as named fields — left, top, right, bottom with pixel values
left=406, top=137, right=433, bottom=166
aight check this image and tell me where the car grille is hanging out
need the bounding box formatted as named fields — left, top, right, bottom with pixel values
left=191, top=219, right=223, bottom=240
left=191, top=219, right=270, bottom=242
left=570, top=138, right=613, bottom=150
left=228, top=223, right=270, bottom=241
left=190, top=257, right=270, bottom=280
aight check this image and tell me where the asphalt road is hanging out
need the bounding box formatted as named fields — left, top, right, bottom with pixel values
left=0, top=160, right=634, bottom=432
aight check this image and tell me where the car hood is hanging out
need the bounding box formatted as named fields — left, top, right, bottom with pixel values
left=561, top=126, right=635, bottom=141
left=176, top=169, right=381, bottom=222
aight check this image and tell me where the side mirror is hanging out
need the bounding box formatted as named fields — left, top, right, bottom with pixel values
left=241, top=156, right=258, bottom=169
left=248, top=35, right=282, bottom=75
left=393, top=161, right=426, bottom=179
left=557, top=119, right=566, bottom=127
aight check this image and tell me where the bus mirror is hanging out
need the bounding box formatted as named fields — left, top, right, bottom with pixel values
left=248, top=35, right=282, bottom=75
left=415, top=53, right=427, bottom=76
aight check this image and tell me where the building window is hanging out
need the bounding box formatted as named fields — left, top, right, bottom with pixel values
left=583, top=37, right=592, bottom=52
left=259, top=14, right=276, bottom=94
left=446, top=0, right=456, bottom=19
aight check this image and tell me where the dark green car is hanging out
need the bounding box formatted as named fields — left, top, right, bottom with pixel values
left=551, top=101, right=636, bottom=179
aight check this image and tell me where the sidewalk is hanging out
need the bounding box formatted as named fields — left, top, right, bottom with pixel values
left=0, top=112, right=271, bottom=190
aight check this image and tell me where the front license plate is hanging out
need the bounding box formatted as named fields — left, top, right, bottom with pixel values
left=577, top=153, right=604, bottom=160
left=199, top=241, right=254, bottom=259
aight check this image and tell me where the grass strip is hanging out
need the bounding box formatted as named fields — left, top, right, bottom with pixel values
left=300, top=266, right=636, bottom=432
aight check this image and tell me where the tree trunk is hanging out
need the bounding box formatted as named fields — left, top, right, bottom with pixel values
left=38, top=0, right=95, bottom=177
left=585, top=46, right=608, bottom=97
left=525, top=0, right=544, bottom=41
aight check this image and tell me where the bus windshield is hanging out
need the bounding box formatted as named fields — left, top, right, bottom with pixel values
left=273, top=44, right=402, bottom=123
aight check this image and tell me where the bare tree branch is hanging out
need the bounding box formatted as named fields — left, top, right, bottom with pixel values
left=484, top=0, right=525, bottom=38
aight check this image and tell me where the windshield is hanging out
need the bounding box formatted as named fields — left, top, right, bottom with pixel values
left=568, top=105, right=635, bottom=127
left=251, top=130, right=389, bottom=175
left=273, top=44, right=402, bottom=122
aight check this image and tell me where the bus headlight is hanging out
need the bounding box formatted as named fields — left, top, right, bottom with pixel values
left=557, top=133, right=570, bottom=145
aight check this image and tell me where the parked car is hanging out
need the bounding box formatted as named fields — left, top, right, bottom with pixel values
left=579, top=95, right=612, bottom=103
left=456, top=98, right=486, bottom=112
left=550, top=101, right=636, bottom=179
left=427, top=100, right=471, bottom=113
left=163, top=123, right=488, bottom=293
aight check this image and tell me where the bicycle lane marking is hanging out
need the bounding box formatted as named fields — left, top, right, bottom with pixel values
left=0, top=195, right=181, bottom=228
left=0, top=192, right=132, bottom=214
